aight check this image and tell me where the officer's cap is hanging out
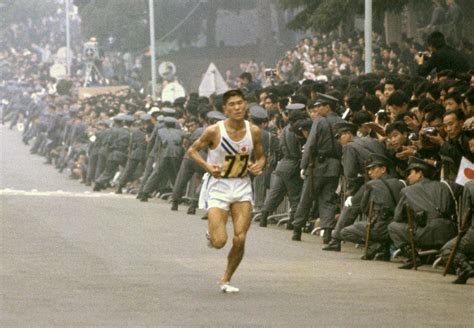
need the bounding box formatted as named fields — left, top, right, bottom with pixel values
left=98, top=119, right=111, bottom=127
left=161, top=107, right=176, bottom=116
left=288, top=108, right=308, bottom=123
left=334, top=122, right=358, bottom=138
left=121, top=114, right=135, bottom=123
left=140, top=113, right=152, bottom=121
left=157, top=115, right=165, bottom=122
left=163, top=116, right=178, bottom=124
left=406, top=156, right=436, bottom=175
left=286, top=103, right=306, bottom=111
left=310, top=93, right=339, bottom=108
left=148, top=107, right=161, bottom=115
left=113, top=114, right=126, bottom=121
left=249, top=105, right=268, bottom=120
left=366, top=153, right=391, bottom=169
left=207, top=111, right=226, bottom=122
left=293, top=118, right=313, bottom=132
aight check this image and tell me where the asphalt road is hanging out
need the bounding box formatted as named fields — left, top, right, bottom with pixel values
left=1, top=125, right=473, bottom=327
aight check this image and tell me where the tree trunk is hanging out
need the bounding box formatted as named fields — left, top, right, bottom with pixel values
left=341, top=12, right=354, bottom=36
left=384, top=11, right=402, bottom=45
left=462, top=2, right=474, bottom=41
left=206, top=2, right=217, bottom=48
left=257, top=0, right=273, bottom=63
left=273, top=0, right=287, bottom=46
left=405, top=1, right=418, bottom=41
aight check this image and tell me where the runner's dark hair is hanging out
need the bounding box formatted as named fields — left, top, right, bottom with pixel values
left=223, top=89, right=246, bottom=105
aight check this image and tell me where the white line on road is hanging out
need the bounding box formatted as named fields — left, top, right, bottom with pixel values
left=0, top=188, right=136, bottom=199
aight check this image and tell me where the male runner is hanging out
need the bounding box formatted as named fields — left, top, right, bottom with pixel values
left=187, top=89, right=266, bottom=293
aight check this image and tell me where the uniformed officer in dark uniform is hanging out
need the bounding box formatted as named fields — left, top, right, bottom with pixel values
left=44, top=104, right=65, bottom=164
left=136, top=107, right=162, bottom=199
left=54, top=107, right=76, bottom=170
left=94, top=118, right=113, bottom=182
left=248, top=105, right=279, bottom=215
left=292, top=95, right=345, bottom=242
left=140, top=116, right=184, bottom=201
left=58, top=115, right=89, bottom=173
left=338, top=154, right=405, bottom=260
left=170, top=111, right=226, bottom=213
left=171, top=117, right=205, bottom=212
left=335, top=121, right=388, bottom=197
left=116, top=113, right=149, bottom=193
left=441, top=180, right=474, bottom=284
left=258, top=103, right=306, bottom=228
left=388, top=157, right=458, bottom=269
left=94, top=114, right=132, bottom=191
left=85, top=119, right=110, bottom=186
left=30, top=104, right=55, bottom=155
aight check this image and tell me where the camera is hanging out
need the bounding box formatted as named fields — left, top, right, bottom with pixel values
left=418, top=51, right=429, bottom=61
left=83, top=40, right=99, bottom=61
left=423, top=127, right=438, bottom=136
left=376, top=109, right=388, bottom=122
left=408, top=132, right=419, bottom=142
left=419, top=127, right=439, bottom=149
left=264, top=68, right=277, bottom=78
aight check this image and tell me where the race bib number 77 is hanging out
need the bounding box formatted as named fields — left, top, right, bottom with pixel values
left=222, top=154, right=249, bottom=178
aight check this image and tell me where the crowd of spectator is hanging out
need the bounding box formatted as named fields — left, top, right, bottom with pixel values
left=2, top=2, right=474, bottom=285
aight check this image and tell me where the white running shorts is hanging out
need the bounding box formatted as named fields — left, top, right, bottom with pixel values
left=199, top=173, right=254, bottom=211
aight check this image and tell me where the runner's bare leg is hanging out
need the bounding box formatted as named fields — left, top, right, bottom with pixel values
left=207, top=207, right=229, bottom=249
left=221, top=201, right=252, bottom=283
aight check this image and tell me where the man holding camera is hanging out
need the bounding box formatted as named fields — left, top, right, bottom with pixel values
left=416, top=31, right=469, bottom=77
left=427, top=109, right=473, bottom=179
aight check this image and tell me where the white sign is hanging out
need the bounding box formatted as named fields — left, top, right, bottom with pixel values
left=49, top=63, right=67, bottom=79
left=455, top=156, right=474, bottom=186
left=198, top=62, right=228, bottom=97
left=161, top=81, right=185, bottom=102
left=55, top=47, right=73, bottom=66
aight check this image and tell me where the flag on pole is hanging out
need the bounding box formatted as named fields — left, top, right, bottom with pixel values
left=455, top=156, right=474, bottom=186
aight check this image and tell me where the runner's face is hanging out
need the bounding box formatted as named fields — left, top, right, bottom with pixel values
left=224, top=96, right=247, bottom=121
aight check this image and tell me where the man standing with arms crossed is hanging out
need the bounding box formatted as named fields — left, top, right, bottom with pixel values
left=187, top=89, right=266, bottom=293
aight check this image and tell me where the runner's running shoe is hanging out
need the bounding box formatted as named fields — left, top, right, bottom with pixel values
left=219, top=282, right=239, bottom=293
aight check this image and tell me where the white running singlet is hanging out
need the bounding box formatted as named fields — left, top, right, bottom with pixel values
left=207, top=120, right=254, bottom=178
left=199, top=120, right=254, bottom=210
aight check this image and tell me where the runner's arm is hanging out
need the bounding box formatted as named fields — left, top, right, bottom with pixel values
left=187, top=125, right=220, bottom=176
left=248, top=125, right=266, bottom=175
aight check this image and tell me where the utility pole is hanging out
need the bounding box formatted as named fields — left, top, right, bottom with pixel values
left=66, top=0, right=71, bottom=76
left=149, top=0, right=157, bottom=100
left=364, top=0, right=372, bottom=73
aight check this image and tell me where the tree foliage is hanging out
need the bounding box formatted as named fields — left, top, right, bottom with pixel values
left=278, top=0, right=427, bottom=33
left=2, top=0, right=57, bottom=28
left=79, top=0, right=148, bottom=52
left=76, top=0, right=259, bottom=52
